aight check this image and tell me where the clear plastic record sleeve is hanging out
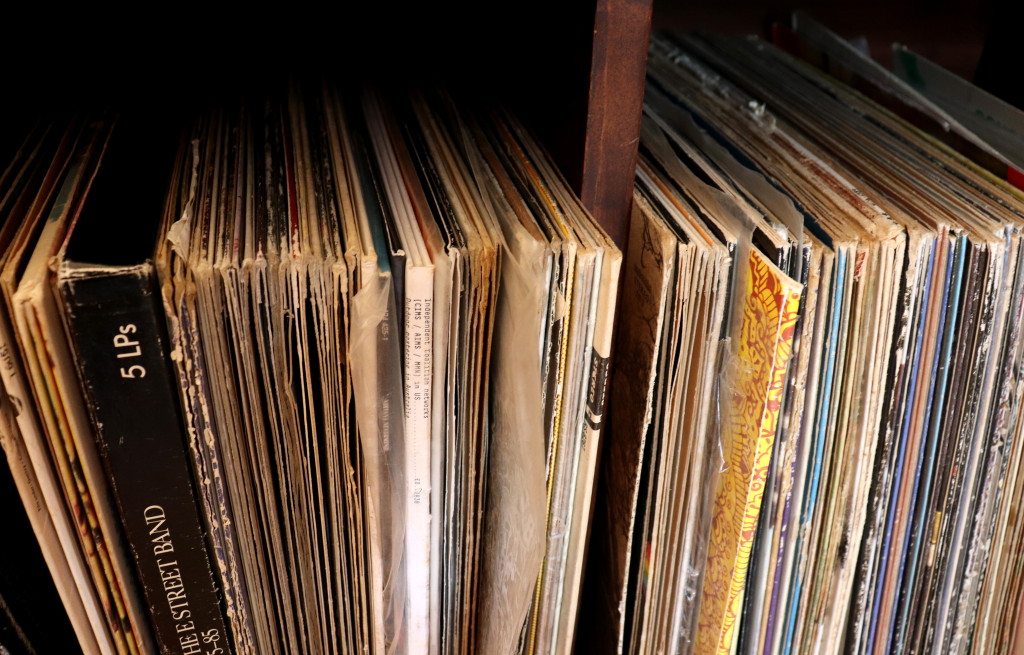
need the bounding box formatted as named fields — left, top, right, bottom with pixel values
left=502, top=109, right=623, bottom=655
left=363, top=89, right=437, bottom=655
left=460, top=107, right=550, bottom=655
left=482, top=108, right=603, bottom=655
left=341, top=92, right=409, bottom=655
left=633, top=115, right=744, bottom=655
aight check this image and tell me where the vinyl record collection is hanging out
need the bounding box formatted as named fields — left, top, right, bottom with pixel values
left=4, top=10, right=1024, bottom=655
left=0, top=86, right=619, bottom=655
left=583, top=15, right=1024, bottom=655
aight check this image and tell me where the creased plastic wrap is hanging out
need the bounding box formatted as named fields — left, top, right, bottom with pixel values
left=350, top=272, right=408, bottom=655
left=476, top=239, right=548, bottom=654
left=633, top=100, right=761, bottom=654
left=694, top=252, right=803, bottom=655
left=451, top=109, right=549, bottom=654
left=675, top=195, right=755, bottom=655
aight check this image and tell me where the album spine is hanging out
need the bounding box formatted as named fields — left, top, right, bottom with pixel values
left=58, top=265, right=231, bottom=655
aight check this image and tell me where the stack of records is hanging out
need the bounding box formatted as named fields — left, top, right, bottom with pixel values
left=584, top=14, right=1024, bottom=655
left=0, top=80, right=621, bottom=654
left=0, top=115, right=164, bottom=655
left=157, top=84, right=622, bottom=655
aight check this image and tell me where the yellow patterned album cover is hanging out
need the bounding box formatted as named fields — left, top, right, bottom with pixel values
left=695, top=247, right=803, bottom=655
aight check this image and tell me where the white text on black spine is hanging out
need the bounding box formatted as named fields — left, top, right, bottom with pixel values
left=145, top=505, right=222, bottom=654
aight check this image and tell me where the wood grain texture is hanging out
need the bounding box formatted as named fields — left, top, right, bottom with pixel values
left=582, top=0, right=653, bottom=248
